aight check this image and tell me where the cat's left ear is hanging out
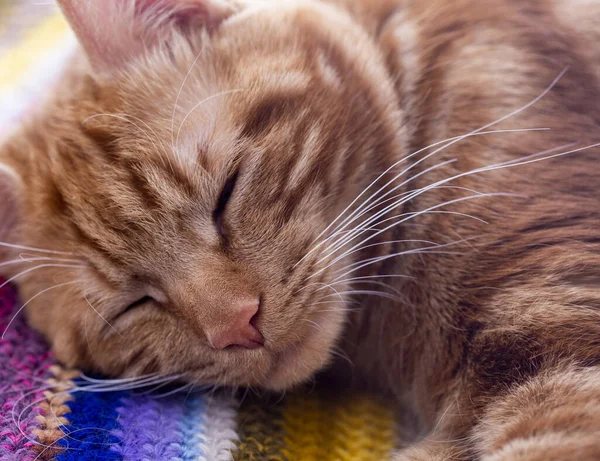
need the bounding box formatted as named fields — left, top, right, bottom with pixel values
left=0, top=164, right=21, bottom=242
left=57, top=0, right=242, bottom=72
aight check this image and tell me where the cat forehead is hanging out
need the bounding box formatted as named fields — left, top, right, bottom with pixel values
left=118, top=56, right=315, bottom=173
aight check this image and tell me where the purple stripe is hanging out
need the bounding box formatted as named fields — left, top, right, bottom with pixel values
left=0, top=283, right=56, bottom=461
left=111, top=394, right=188, bottom=461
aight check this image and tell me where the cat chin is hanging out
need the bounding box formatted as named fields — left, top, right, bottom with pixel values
left=260, top=310, right=346, bottom=391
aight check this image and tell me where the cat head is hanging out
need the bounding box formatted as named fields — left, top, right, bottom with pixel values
left=0, top=0, right=405, bottom=390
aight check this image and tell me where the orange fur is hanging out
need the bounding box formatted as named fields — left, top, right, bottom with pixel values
left=1, top=0, right=599, bottom=458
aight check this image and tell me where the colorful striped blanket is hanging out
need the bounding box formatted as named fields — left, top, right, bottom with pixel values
left=0, top=3, right=398, bottom=460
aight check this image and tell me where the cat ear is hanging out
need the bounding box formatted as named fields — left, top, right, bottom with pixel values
left=0, top=165, right=21, bottom=242
left=56, top=0, right=240, bottom=72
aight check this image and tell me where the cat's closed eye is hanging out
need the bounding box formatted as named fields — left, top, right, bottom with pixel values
left=118, top=295, right=155, bottom=320
left=213, top=169, right=240, bottom=240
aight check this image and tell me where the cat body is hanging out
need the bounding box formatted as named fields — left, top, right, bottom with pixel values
left=1, top=0, right=600, bottom=459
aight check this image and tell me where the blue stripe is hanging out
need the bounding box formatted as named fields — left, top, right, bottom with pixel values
left=180, top=394, right=207, bottom=461
left=56, top=387, right=125, bottom=461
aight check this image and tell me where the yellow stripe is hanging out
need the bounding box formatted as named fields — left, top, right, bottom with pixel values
left=282, top=391, right=396, bottom=461
left=0, top=12, right=70, bottom=92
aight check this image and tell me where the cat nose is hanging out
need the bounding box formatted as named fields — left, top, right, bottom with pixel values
left=207, top=301, right=264, bottom=350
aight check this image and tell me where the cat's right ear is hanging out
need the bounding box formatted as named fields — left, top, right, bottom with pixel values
left=0, top=164, right=21, bottom=242
left=56, top=0, right=242, bottom=73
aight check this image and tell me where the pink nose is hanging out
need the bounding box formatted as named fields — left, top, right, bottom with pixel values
left=207, top=302, right=264, bottom=350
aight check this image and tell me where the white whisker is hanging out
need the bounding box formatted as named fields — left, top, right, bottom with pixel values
left=325, top=290, right=403, bottom=302
left=323, top=140, right=577, bottom=263
left=323, top=65, right=568, bottom=241
left=0, top=255, right=83, bottom=267
left=295, top=126, right=551, bottom=269
left=328, top=274, right=415, bottom=286
left=309, top=185, right=486, bottom=262
left=302, top=318, right=324, bottom=332
left=0, top=241, right=75, bottom=255
left=322, top=209, right=488, bottom=267
left=171, top=44, right=207, bottom=150
left=319, top=239, right=439, bottom=267
left=310, top=193, right=510, bottom=280
left=0, top=264, right=85, bottom=289
left=1, top=281, right=79, bottom=339
left=84, top=296, right=122, bottom=338
left=329, top=346, right=355, bottom=368
left=333, top=239, right=473, bottom=282
left=317, top=159, right=457, bottom=257
left=175, top=89, right=244, bottom=148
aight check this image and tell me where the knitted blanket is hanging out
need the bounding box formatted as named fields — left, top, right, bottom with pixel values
left=0, top=3, right=398, bottom=461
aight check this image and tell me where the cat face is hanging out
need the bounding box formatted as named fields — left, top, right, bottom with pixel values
left=0, top=0, right=404, bottom=390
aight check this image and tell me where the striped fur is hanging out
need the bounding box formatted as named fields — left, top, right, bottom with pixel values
left=0, top=0, right=599, bottom=458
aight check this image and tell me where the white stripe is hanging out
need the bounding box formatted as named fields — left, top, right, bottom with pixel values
left=197, top=395, right=239, bottom=461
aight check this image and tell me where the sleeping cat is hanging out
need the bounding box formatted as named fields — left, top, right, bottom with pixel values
left=1, top=0, right=599, bottom=458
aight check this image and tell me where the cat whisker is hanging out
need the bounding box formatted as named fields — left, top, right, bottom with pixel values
left=302, top=318, right=324, bottom=332
left=171, top=43, right=208, bottom=150
left=332, top=239, right=473, bottom=282
left=324, top=138, right=583, bottom=263
left=328, top=274, right=415, bottom=287
left=324, top=157, right=457, bottom=250
left=323, top=280, right=406, bottom=298
left=74, top=373, right=183, bottom=393
left=318, top=238, right=440, bottom=268
left=149, top=381, right=195, bottom=399
left=305, top=185, right=486, bottom=265
left=133, top=375, right=184, bottom=396
left=327, top=184, right=486, bottom=245
left=0, top=264, right=85, bottom=289
left=317, top=65, right=569, bottom=243
left=327, top=128, right=541, bottom=238
left=33, top=426, right=118, bottom=460
left=322, top=209, right=488, bottom=267
left=302, top=67, right=570, bottom=264
left=331, top=137, right=579, bottom=260
left=314, top=306, right=362, bottom=314
left=348, top=139, right=591, bottom=256
left=12, top=383, right=58, bottom=445
left=329, top=346, right=355, bottom=368
left=324, top=289, right=404, bottom=303
left=310, top=192, right=507, bottom=280
left=14, top=383, right=121, bottom=452
left=1, top=280, right=80, bottom=339
left=315, top=179, right=448, bottom=258
left=295, top=126, right=551, bottom=269
left=323, top=182, right=488, bottom=257
left=0, top=241, right=75, bottom=255
left=174, top=88, right=244, bottom=148
left=83, top=295, right=122, bottom=338
left=78, top=372, right=162, bottom=384
left=295, top=281, right=344, bottom=301
left=0, top=255, right=84, bottom=267
left=312, top=301, right=355, bottom=307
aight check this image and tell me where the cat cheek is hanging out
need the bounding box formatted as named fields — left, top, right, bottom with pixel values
left=0, top=164, right=22, bottom=243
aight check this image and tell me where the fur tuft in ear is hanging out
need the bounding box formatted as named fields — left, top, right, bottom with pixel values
left=57, top=0, right=241, bottom=72
left=0, top=164, right=21, bottom=243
